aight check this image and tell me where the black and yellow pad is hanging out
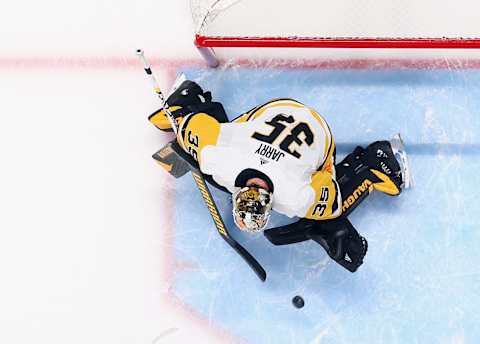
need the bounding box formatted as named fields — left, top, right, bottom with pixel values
left=336, top=142, right=402, bottom=217
left=152, top=140, right=191, bottom=178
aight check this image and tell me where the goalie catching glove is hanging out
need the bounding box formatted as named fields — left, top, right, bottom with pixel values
left=148, top=80, right=228, bottom=131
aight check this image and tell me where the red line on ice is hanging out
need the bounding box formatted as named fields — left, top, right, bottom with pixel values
left=2, top=56, right=480, bottom=69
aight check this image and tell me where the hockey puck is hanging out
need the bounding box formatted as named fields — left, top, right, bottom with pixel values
left=292, top=296, right=305, bottom=309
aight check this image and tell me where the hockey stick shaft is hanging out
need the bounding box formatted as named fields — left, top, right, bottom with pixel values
left=136, top=49, right=178, bottom=134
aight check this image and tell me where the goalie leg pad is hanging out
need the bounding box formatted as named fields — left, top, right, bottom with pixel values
left=336, top=136, right=409, bottom=216
left=335, top=146, right=375, bottom=216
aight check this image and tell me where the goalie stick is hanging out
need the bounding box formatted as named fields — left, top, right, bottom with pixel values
left=137, top=50, right=266, bottom=282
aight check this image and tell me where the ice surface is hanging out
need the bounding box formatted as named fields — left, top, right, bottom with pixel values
left=167, top=66, right=480, bottom=343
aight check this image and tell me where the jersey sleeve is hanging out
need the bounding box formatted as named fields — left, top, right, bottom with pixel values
left=303, top=140, right=342, bottom=220
left=176, top=112, right=221, bottom=164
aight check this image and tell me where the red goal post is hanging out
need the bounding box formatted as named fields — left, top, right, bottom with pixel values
left=190, top=0, right=480, bottom=67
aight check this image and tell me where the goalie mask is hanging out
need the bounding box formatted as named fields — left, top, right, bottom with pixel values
left=232, top=186, right=273, bottom=233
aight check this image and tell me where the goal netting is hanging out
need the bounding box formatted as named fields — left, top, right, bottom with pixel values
left=190, top=0, right=480, bottom=66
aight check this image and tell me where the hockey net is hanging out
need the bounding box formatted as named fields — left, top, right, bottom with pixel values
left=190, top=0, right=480, bottom=66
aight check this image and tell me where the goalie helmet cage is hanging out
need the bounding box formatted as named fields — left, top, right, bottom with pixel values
left=190, top=0, right=480, bottom=67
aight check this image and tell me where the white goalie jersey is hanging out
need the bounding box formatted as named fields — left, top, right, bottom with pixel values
left=177, top=98, right=342, bottom=221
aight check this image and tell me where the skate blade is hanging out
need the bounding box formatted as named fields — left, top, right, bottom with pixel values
left=390, top=133, right=413, bottom=189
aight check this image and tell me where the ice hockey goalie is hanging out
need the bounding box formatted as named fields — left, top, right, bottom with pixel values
left=148, top=80, right=411, bottom=273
